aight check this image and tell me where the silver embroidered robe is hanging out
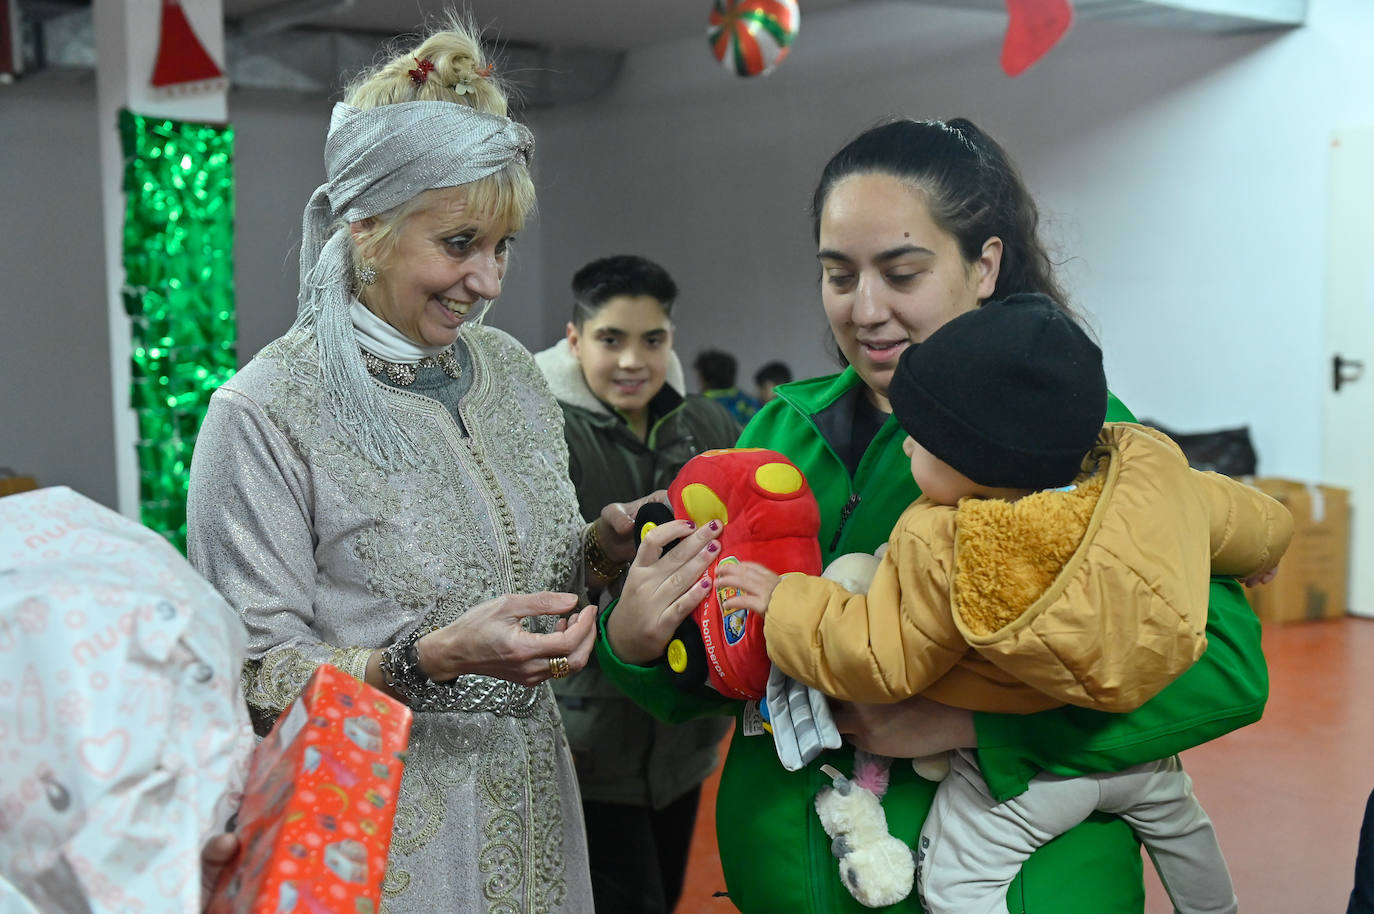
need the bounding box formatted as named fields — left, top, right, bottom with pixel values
left=187, top=324, right=593, bottom=914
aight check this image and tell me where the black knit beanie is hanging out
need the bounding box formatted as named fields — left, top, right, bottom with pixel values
left=887, top=293, right=1107, bottom=490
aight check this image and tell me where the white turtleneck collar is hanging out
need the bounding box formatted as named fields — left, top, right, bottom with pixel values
left=351, top=298, right=451, bottom=362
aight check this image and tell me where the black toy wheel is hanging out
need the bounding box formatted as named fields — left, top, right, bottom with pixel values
left=666, top=617, right=714, bottom=697
left=635, top=501, right=677, bottom=548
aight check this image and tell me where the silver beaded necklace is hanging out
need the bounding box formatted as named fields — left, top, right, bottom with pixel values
left=361, top=347, right=462, bottom=387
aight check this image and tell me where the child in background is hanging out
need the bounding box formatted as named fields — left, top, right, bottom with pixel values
left=694, top=348, right=761, bottom=424
left=753, top=360, right=793, bottom=405
left=716, top=293, right=1292, bottom=914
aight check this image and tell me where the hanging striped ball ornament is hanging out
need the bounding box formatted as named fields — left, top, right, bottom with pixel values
left=707, top=0, right=800, bottom=78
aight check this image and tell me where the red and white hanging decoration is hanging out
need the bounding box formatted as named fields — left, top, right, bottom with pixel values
left=150, top=0, right=227, bottom=95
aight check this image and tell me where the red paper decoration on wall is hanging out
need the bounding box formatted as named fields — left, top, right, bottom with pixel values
left=1002, top=0, right=1074, bottom=77
left=150, top=0, right=226, bottom=93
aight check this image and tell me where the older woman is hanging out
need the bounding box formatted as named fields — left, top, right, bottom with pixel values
left=187, top=22, right=634, bottom=914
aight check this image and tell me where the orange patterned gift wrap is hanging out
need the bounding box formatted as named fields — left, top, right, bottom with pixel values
left=207, top=663, right=413, bottom=914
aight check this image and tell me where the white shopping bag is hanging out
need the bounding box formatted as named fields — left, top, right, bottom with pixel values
left=0, top=487, right=255, bottom=914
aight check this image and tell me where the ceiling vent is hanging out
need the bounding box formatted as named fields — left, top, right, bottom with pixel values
left=13, top=3, right=623, bottom=109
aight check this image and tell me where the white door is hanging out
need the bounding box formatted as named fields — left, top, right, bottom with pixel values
left=1323, top=128, right=1374, bottom=616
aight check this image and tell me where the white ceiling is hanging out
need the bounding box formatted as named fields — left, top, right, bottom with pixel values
left=223, top=0, right=858, bottom=52
left=16, top=0, right=1307, bottom=103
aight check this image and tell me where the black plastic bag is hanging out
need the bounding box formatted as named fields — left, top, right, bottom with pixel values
left=1141, top=422, right=1258, bottom=477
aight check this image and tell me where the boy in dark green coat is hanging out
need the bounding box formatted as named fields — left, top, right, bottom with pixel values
left=534, top=254, right=740, bottom=914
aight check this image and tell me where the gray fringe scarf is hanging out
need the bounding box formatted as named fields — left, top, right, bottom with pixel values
left=290, top=101, right=533, bottom=468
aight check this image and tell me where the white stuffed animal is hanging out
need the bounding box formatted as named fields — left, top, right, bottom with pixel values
left=815, top=751, right=915, bottom=908
left=809, top=549, right=951, bottom=908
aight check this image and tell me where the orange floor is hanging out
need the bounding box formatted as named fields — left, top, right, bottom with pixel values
left=674, top=616, right=1374, bottom=913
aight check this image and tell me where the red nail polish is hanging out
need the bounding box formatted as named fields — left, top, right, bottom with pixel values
left=685, top=520, right=696, bottom=529
left=709, top=520, right=721, bottom=531
left=699, top=576, right=711, bottom=588
left=707, top=541, right=720, bottom=553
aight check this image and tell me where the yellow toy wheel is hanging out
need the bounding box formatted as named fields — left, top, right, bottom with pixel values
left=665, top=617, right=711, bottom=696
left=667, top=638, right=689, bottom=673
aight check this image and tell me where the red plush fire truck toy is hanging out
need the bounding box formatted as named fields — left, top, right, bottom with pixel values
left=635, top=448, right=822, bottom=700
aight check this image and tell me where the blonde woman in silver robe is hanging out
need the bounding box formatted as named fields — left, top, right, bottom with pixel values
left=187, top=22, right=639, bottom=914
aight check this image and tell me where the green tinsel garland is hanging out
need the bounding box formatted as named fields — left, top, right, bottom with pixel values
left=119, top=109, right=236, bottom=552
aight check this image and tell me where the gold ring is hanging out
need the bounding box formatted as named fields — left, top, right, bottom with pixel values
left=548, top=656, right=571, bottom=679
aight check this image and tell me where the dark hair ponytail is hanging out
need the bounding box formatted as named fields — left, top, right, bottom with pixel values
left=811, top=117, right=1075, bottom=317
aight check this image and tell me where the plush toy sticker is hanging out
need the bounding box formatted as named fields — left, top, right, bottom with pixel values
left=636, top=448, right=821, bottom=700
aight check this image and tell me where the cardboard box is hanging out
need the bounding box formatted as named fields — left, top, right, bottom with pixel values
left=1242, top=478, right=1351, bottom=624
left=208, top=663, right=413, bottom=914
left=0, top=469, right=37, bottom=497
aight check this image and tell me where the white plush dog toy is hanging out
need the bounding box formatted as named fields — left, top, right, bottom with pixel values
left=815, top=751, right=916, bottom=908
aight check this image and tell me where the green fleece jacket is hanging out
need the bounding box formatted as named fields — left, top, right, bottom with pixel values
left=596, top=366, right=1268, bottom=914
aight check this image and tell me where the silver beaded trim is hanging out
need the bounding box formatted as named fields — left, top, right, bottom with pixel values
left=361, top=347, right=462, bottom=387
left=381, top=628, right=540, bottom=717
left=379, top=628, right=427, bottom=697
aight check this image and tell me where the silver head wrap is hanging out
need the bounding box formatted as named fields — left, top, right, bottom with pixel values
left=291, top=101, right=534, bottom=467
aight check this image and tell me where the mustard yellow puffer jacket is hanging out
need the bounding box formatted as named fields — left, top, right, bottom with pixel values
left=765, top=422, right=1294, bottom=714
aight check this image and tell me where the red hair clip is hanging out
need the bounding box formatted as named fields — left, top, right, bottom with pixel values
left=408, top=57, right=436, bottom=86
left=477, top=62, right=495, bottom=78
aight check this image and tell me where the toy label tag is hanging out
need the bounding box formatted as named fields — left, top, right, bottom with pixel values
left=741, top=700, right=767, bottom=737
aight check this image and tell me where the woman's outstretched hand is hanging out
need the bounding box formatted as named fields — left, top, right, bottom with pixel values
left=417, top=592, right=598, bottom=687
left=830, top=694, right=976, bottom=758
left=606, top=518, right=724, bottom=665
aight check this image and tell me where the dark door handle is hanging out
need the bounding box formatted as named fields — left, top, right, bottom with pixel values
left=1334, top=353, right=1365, bottom=392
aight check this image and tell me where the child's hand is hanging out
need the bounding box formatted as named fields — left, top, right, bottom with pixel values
left=1242, top=564, right=1280, bottom=588
left=715, top=561, right=782, bottom=615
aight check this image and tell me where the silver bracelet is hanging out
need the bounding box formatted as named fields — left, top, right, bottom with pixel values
left=379, top=628, right=429, bottom=706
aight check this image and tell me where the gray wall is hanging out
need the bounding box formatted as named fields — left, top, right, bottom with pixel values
left=532, top=0, right=1374, bottom=480
left=3, top=0, right=1373, bottom=511
left=1, top=73, right=115, bottom=506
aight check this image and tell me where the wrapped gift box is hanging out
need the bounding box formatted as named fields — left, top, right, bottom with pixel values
left=208, top=663, right=413, bottom=914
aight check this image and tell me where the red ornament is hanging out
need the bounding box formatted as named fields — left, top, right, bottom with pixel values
left=707, top=0, right=800, bottom=79
left=1001, top=0, right=1074, bottom=77
left=150, top=0, right=226, bottom=93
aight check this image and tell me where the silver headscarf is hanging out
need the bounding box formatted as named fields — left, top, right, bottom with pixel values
left=291, top=101, right=534, bottom=468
